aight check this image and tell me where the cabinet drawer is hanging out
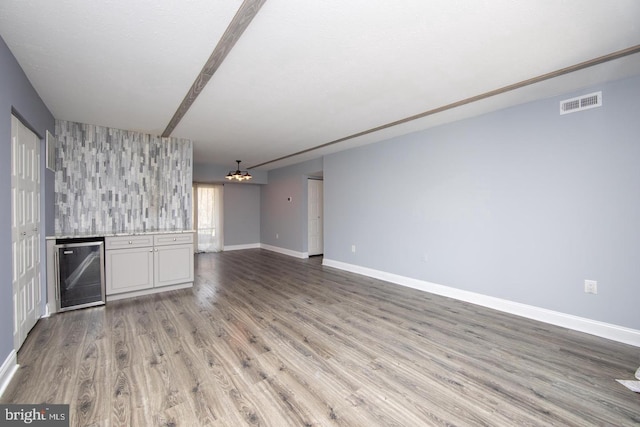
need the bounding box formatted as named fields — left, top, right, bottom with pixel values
left=105, top=235, right=154, bottom=250
left=154, top=233, right=194, bottom=246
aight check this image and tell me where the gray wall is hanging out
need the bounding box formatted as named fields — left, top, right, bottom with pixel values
left=0, top=36, right=55, bottom=361
left=224, top=184, right=261, bottom=246
left=193, top=163, right=262, bottom=247
left=324, top=74, right=640, bottom=330
left=260, top=158, right=323, bottom=253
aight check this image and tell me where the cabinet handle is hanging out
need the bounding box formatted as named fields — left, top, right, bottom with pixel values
left=128, top=240, right=132, bottom=244
left=149, top=249, right=153, bottom=252
left=173, top=238, right=177, bottom=241
left=155, top=248, right=158, bottom=252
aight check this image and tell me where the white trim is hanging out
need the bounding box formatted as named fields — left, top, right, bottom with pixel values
left=260, top=244, right=308, bottom=259
left=323, top=258, right=640, bottom=348
left=106, top=282, right=193, bottom=302
left=46, top=302, right=56, bottom=317
left=45, top=130, right=56, bottom=171
left=0, top=350, right=18, bottom=398
left=223, top=243, right=261, bottom=251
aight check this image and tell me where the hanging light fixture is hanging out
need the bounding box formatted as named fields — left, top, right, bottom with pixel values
left=225, top=160, right=252, bottom=181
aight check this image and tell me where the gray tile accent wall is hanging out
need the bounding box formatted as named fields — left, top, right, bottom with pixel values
left=54, top=120, right=192, bottom=234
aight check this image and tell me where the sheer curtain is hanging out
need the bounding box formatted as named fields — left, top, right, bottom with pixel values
left=193, top=183, right=224, bottom=253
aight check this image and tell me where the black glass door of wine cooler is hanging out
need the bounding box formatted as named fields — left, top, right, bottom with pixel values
left=55, top=241, right=105, bottom=311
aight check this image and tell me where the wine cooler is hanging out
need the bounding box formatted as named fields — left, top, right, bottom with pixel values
left=54, top=240, right=105, bottom=312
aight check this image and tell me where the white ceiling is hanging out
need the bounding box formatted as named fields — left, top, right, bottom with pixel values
left=1, top=1, right=639, bottom=170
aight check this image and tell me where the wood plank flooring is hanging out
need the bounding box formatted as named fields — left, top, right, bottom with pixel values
left=2, top=249, right=639, bottom=426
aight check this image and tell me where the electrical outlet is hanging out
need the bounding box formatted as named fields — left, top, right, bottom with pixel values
left=422, top=253, right=429, bottom=262
left=276, top=233, right=279, bottom=239
left=584, top=280, right=597, bottom=294
left=351, top=245, right=356, bottom=253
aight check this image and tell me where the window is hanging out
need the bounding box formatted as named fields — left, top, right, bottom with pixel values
left=193, top=183, right=223, bottom=252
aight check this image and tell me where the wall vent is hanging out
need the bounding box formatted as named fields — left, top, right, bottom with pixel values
left=560, top=91, right=602, bottom=115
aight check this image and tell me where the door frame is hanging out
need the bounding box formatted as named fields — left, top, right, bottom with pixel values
left=307, top=178, right=324, bottom=256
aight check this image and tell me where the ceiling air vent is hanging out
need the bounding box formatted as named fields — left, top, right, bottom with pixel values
left=560, top=91, right=602, bottom=115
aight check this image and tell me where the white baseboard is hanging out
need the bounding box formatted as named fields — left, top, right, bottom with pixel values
left=323, top=258, right=640, bottom=348
left=224, top=243, right=261, bottom=251
left=106, top=282, right=193, bottom=302
left=0, top=350, right=18, bottom=398
left=260, top=244, right=308, bottom=259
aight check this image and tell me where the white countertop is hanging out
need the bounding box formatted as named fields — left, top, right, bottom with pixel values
left=46, top=229, right=195, bottom=240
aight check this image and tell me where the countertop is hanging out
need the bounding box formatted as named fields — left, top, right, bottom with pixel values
left=46, top=229, right=195, bottom=240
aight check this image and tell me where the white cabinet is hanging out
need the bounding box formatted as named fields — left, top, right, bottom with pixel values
left=106, top=246, right=154, bottom=294
left=153, top=233, right=194, bottom=287
left=154, top=244, right=194, bottom=287
left=105, top=235, right=154, bottom=295
left=105, top=232, right=194, bottom=300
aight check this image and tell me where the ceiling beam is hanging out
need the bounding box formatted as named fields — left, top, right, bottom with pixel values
left=162, top=0, right=267, bottom=138
left=249, top=44, right=640, bottom=169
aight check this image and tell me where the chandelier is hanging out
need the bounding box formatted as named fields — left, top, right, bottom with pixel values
left=225, top=160, right=252, bottom=181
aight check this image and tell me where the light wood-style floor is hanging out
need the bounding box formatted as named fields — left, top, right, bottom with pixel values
left=2, top=249, right=639, bottom=426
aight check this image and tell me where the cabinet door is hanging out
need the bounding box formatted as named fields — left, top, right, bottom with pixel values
left=106, top=247, right=154, bottom=295
left=154, top=244, right=194, bottom=288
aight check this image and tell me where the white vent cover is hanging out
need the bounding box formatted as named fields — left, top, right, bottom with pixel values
left=560, top=91, right=602, bottom=115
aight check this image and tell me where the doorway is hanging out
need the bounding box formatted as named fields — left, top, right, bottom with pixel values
left=307, top=179, right=323, bottom=256
left=11, top=114, right=42, bottom=351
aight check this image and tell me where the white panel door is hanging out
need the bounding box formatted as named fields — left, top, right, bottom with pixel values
left=11, top=115, right=41, bottom=351
left=307, top=179, right=324, bottom=256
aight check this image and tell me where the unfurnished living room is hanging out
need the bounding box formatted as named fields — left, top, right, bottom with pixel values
left=1, top=1, right=640, bottom=426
